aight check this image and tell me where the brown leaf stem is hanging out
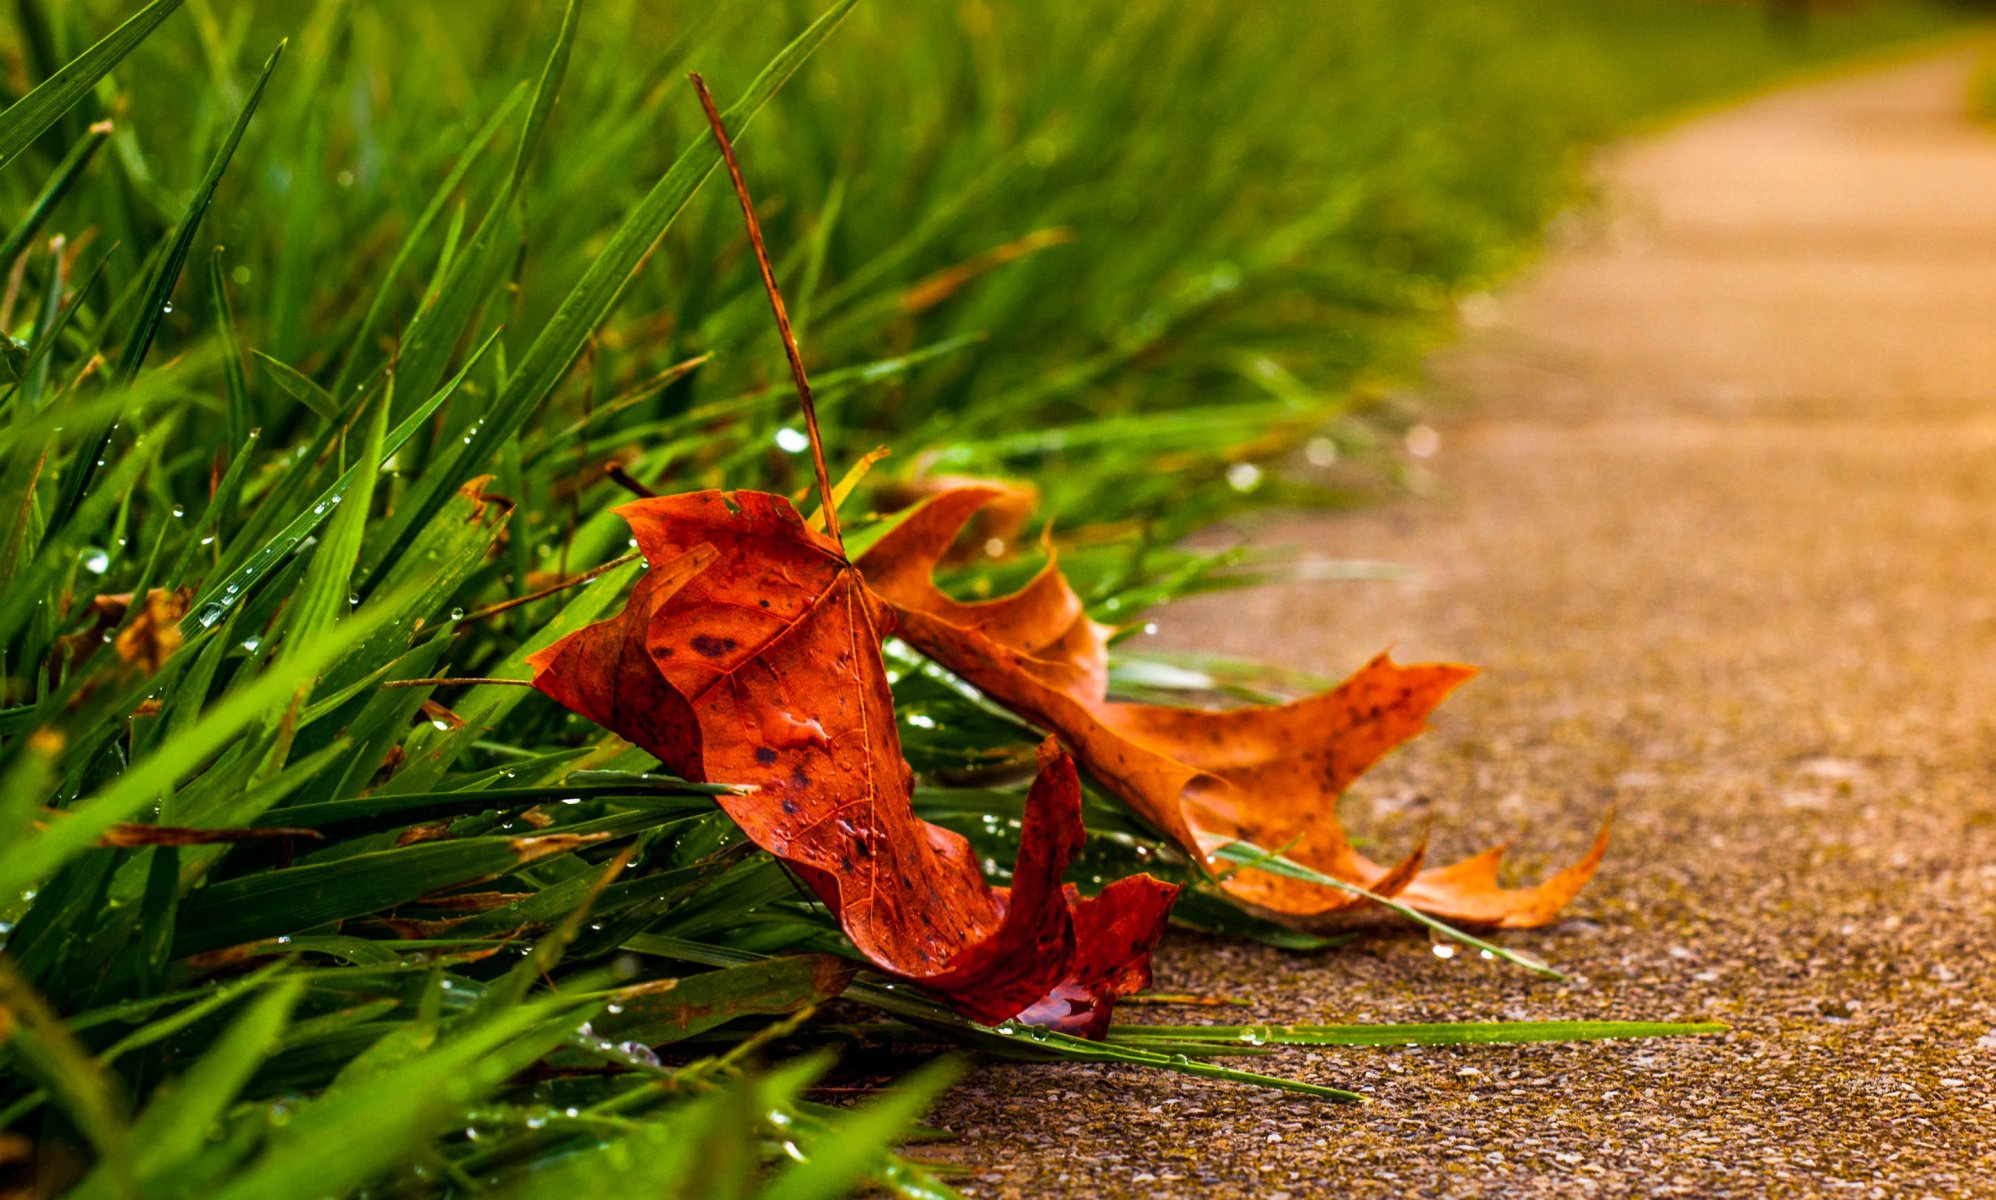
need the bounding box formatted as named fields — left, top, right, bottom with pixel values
left=689, top=71, right=843, bottom=552
left=459, top=551, right=642, bottom=624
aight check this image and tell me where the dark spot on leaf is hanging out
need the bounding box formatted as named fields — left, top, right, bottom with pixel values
left=691, top=634, right=736, bottom=658
left=755, top=747, right=779, bottom=764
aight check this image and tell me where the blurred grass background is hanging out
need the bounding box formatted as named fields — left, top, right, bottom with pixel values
left=12, top=0, right=1973, bottom=531
left=0, top=1, right=1976, bottom=1196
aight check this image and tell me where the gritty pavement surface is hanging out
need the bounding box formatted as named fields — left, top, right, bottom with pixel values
left=925, top=46, right=1996, bottom=1199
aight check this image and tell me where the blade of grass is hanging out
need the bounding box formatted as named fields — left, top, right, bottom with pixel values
left=369, top=0, right=859, bottom=573
left=1211, top=841, right=1566, bottom=980
left=48, top=39, right=283, bottom=536
left=0, top=119, right=111, bottom=265
left=0, top=0, right=185, bottom=169
left=0, top=596, right=399, bottom=901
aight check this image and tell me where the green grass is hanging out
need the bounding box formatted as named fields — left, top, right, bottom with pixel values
left=0, top=0, right=1968, bottom=1195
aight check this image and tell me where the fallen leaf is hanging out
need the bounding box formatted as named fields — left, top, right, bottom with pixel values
left=857, top=483, right=1607, bottom=929
left=528, top=491, right=1177, bottom=1033
left=877, top=473, right=1039, bottom=566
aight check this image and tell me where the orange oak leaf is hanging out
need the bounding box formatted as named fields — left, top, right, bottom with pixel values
left=527, top=490, right=1177, bottom=1035
left=855, top=484, right=1608, bottom=930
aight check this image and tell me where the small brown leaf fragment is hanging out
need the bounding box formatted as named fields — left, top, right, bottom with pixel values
left=0, top=1130, right=34, bottom=1185
left=395, top=821, right=455, bottom=847
left=56, top=588, right=185, bottom=675
left=415, top=891, right=535, bottom=913
left=508, top=832, right=611, bottom=864
left=897, top=227, right=1074, bottom=313
left=377, top=916, right=473, bottom=939
left=183, top=939, right=290, bottom=969
left=374, top=745, right=406, bottom=781
left=614, top=977, right=681, bottom=1001
left=96, top=823, right=322, bottom=848
left=112, top=587, right=191, bottom=674
left=857, top=484, right=1608, bottom=930
left=417, top=700, right=465, bottom=730
left=456, top=474, right=513, bottom=523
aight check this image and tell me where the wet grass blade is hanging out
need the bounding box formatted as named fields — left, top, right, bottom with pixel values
left=48, top=39, right=282, bottom=536
left=0, top=0, right=185, bottom=169
left=630, top=937, right=1365, bottom=1102
left=376, top=0, right=859, bottom=562
left=177, top=331, right=497, bottom=638
left=102, top=979, right=305, bottom=1195
left=0, top=598, right=398, bottom=901
left=250, top=349, right=342, bottom=423
left=1210, top=842, right=1567, bottom=979
left=760, top=1056, right=965, bottom=1200
left=0, top=120, right=111, bottom=265
left=260, top=781, right=723, bottom=836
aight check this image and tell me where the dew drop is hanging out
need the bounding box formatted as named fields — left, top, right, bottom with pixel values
left=615, top=1041, right=661, bottom=1067
left=1225, top=462, right=1263, bottom=493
